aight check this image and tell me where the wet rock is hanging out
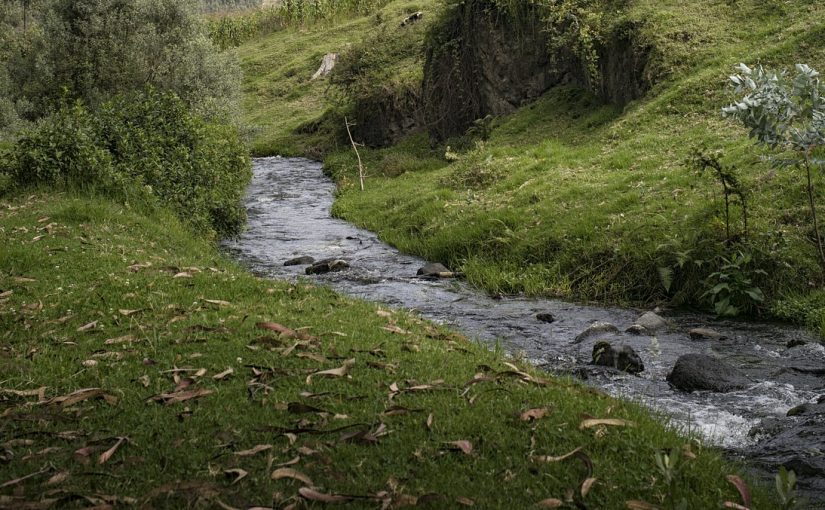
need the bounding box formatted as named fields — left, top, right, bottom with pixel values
left=786, top=338, right=807, bottom=348
left=591, top=341, right=644, bottom=374
left=688, top=328, right=727, bottom=341
left=417, top=262, right=452, bottom=277
left=305, top=258, right=349, bottom=275
left=666, top=354, right=749, bottom=393
left=633, top=311, right=667, bottom=333
left=536, top=313, right=555, bottom=323
left=573, top=321, right=619, bottom=344
left=624, top=324, right=649, bottom=336
left=284, top=256, right=315, bottom=266
left=787, top=401, right=825, bottom=417
left=748, top=416, right=784, bottom=438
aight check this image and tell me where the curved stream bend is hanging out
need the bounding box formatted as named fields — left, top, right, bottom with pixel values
left=224, top=157, right=825, bottom=502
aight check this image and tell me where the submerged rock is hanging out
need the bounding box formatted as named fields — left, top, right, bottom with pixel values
left=666, top=354, right=749, bottom=393
left=305, top=258, right=349, bottom=275
left=284, top=256, right=315, bottom=266
left=536, top=313, right=555, bottom=324
left=572, top=321, right=619, bottom=344
left=688, top=328, right=727, bottom=341
left=591, top=341, right=644, bottom=374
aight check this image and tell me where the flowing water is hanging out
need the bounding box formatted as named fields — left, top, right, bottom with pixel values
left=224, top=157, right=825, bottom=503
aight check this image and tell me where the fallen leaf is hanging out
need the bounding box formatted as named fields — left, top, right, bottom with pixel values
left=535, top=499, right=563, bottom=508
left=138, top=375, right=150, bottom=388
left=212, top=368, right=234, bottom=381
left=224, top=468, right=248, bottom=485
left=723, top=503, right=750, bottom=510
left=626, top=501, right=661, bottom=510
left=99, top=437, right=127, bottom=464
left=426, top=413, right=434, bottom=430
left=274, top=456, right=301, bottom=467
left=0, top=466, right=50, bottom=488
left=127, top=262, right=152, bottom=272
left=203, top=299, right=231, bottom=306
left=45, top=388, right=117, bottom=407
left=118, top=309, right=143, bottom=317
left=149, top=388, right=213, bottom=405
left=82, top=359, right=98, bottom=367
left=444, top=440, right=473, bottom=455
left=376, top=310, right=393, bottom=318
left=234, top=444, right=273, bottom=457
left=256, top=321, right=298, bottom=338
left=13, top=277, right=36, bottom=283
left=381, top=325, right=409, bottom=335
left=581, top=477, right=597, bottom=498
left=579, top=418, right=635, bottom=430
left=726, top=475, right=751, bottom=507
left=456, top=497, right=475, bottom=506
left=77, top=321, right=98, bottom=332
left=0, top=290, right=12, bottom=298
left=104, top=334, right=135, bottom=345
left=520, top=407, right=552, bottom=422
left=271, top=468, right=313, bottom=486
left=306, top=359, right=355, bottom=384
left=73, top=446, right=95, bottom=465
left=531, top=447, right=582, bottom=463
left=298, top=487, right=352, bottom=503
left=173, top=272, right=193, bottom=278
left=44, top=470, right=69, bottom=486
left=2, top=386, right=47, bottom=401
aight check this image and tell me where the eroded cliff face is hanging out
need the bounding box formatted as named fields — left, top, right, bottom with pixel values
left=421, top=1, right=651, bottom=141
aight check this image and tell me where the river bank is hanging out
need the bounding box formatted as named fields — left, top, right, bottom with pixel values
left=0, top=188, right=781, bottom=507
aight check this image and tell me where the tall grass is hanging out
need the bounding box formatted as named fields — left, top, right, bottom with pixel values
left=207, top=0, right=390, bottom=49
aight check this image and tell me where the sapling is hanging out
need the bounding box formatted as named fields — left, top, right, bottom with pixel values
left=723, top=63, right=825, bottom=268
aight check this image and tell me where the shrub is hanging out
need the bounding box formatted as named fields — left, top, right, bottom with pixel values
left=3, top=90, right=252, bottom=238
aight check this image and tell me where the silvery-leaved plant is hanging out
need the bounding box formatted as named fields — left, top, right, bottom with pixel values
left=723, top=63, right=825, bottom=267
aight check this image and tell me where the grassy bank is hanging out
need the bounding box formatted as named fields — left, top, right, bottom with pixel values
left=235, top=0, right=825, bottom=332
left=0, top=191, right=776, bottom=507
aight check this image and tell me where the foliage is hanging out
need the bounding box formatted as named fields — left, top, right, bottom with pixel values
left=700, top=250, right=766, bottom=317
left=723, top=63, right=825, bottom=267
left=1, top=0, right=241, bottom=127
left=2, top=90, right=251, bottom=237
left=775, top=467, right=798, bottom=509
left=689, top=147, right=748, bottom=242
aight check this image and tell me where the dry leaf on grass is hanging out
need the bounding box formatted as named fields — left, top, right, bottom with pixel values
left=77, top=321, right=98, bottom=332
left=443, top=440, right=473, bottom=455
left=306, top=359, right=355, bottom=384
left=98, top=437, right=128, bottom=465
left=723, top=503, right=750, bottom=510
left=234, top=444, right=273, bottom=457
left=212, top=368, right=234, bottom=381
left=298, top=487, right=352, bottom=503
left=1, top=386, right=47, bottom=401
left=271, top=468, right=313, bottom=486
left=626, top=501, right=661, bottom=510
left=44, top=470, right=69, bottom=486
left=581, top=477, right=597, bottom=498
left=0, top=466, right=51, bottom=488
left=520, top=407, right=552, bottom=421
left=149, top=388, right=213, bottom=406
left=224, top=468, right=248, bottom=485
left=579, top=418, right=635, bottom=430
left=726, top=475, right=752, bottom=508
left=535, top=499, right=563, bottom=508
left=531, top=447, right=582, bottom=464
left=45, top=388, right=118, bottom=407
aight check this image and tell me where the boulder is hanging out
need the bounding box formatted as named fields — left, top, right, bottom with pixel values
left=625, top=324, right=649, bottom=336
left=417, top=262, right=451, bottom=277
left=572, top=321, right=619, bottom=344
left=305, top=258, right=349, bottom=275
left=591, top=341, right=644, bottom=374
left=536, top=313, right=555, bottom=324
left=786, top=338, right=807, bottom=348
left=284, top=256, right=315, bottom=266
left=633, top=311, right=667, bottom=333
left=688, top=328, right=727, bottom=341
left=666, top=354, right=749, bottom=392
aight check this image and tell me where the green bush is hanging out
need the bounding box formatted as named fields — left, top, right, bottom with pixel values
left=3, top=90, right=252, bottom=238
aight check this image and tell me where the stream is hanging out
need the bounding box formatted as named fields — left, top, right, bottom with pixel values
left=223, top=157, right=825, bottom=504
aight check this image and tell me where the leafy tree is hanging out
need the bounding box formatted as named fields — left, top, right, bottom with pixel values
left=2, top=0, right=241, bottom=124
left=723, top=63, right=825, bottom=267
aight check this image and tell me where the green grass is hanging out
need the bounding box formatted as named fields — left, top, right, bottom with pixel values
left=235, top=0, right=437, bottom=156
left=0, top=191, right=778, bottom=508
left=244, top=0, right=825, bottom=330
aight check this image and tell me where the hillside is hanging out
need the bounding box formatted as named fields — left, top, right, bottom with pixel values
left=237, top=0, right=825, bottom=332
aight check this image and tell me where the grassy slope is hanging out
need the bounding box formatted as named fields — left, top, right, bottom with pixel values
left=238, top=0, right=825, bottom=330
left=235, top=0, right=436, bottom=156
left=0, top=192, right=775, bottom=508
